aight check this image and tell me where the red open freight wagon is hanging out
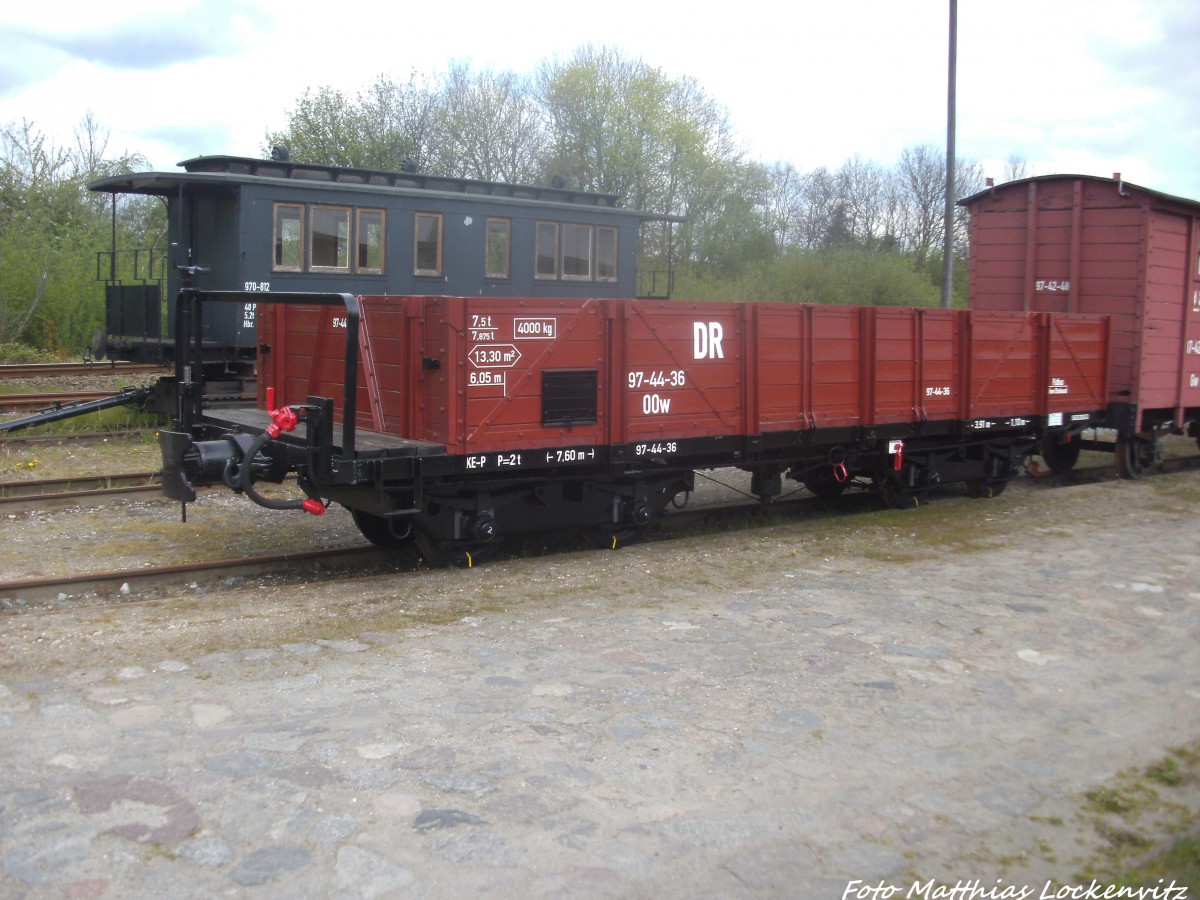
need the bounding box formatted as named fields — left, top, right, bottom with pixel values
left=256, top=296, right=1108, bottom=465
left=161, top=290, right=1109, bottom=562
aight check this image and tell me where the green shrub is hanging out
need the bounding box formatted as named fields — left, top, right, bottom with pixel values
left=0, top=342, right=59, bottom=363
left=673, top=248, right=956, bottom=308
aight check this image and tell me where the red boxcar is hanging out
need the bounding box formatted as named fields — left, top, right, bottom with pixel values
left=961, top=174, right=1200, bottom=474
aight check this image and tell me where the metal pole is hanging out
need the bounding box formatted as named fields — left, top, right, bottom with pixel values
left=942, top=0, right=958, bottom=309
left=109, top=192, right=117, bottom=282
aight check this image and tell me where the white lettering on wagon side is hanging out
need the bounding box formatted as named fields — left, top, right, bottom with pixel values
left=514, top=318, right=556, bottom=339
left=693, top=321, right=724, bottom=359
left=642, top=394, right=672, bottom=415
left=469, top=344, right=522, bottom=368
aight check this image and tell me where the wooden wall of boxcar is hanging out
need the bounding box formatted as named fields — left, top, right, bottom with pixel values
left=964, top=175, right=1200, bottom=430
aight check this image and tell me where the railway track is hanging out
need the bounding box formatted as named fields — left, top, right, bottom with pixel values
left=0, top=361, right=167, bottom=380
left=0, top=388, right=251, bottom=418
left=0, top=427, right=151, bottom=447
left=0, top=545, right=388, bottom=608
left=0, top=471, right=164, bottom=512
left=4, top=452, right=1198, bottom=615
left=0, top=391, right=133, bottom=413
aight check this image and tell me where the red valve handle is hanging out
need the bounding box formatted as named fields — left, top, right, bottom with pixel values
left=264, top=385, right=301, bottom=438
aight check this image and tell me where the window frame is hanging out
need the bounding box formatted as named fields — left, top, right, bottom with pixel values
left=272, top=203, right=306, bottom=272
left=596, top=226, right=618, bottom=282
left=356, top=208, right=386, bottom=274
left=309, top=204, right=353, bottom=273
left=535, top=221, right=559, bottom=280
left=485, top=217, right=511, bottom=279
left=414, top=212, right=443, bottom=277
left=562, top=223, right=593, bottom=281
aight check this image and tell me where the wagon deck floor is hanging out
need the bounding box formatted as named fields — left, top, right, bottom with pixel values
left=203, top=407, right=445, bottom=458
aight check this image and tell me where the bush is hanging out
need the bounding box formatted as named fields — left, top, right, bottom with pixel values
left=0, top=342, right=59, bottom=363
left=674, top=248, right=952, bottom=307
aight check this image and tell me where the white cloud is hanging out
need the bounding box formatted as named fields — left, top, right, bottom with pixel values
left=1, top=0, right=1196, bottom=199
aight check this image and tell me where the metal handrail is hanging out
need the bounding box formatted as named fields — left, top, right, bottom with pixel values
left=172, top=290, right=360, bottom=456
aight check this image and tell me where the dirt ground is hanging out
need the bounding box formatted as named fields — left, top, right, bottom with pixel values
left=1, top=442, right=1198, bottom=895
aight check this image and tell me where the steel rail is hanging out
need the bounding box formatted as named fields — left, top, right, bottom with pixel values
left=0, top=545, right=387, bottom=607
left=0, top=362, right=167, bottom=380
left=0, top=484, right=165, bottom=513
left=0, top=428, right=151, bottom=446
left=0, top=471, right=161, bottom=498
left=1, top=454, right=1195, bottom=614
left=0, top=391, right=120, bottom=413
left=0, top=471, right=164, bottom=513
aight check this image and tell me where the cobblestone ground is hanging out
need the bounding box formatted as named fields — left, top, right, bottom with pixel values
left=1, top=468, right=1198, bottom=898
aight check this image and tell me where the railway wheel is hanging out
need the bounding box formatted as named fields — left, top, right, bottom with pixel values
left=413, top=529, right=500, bottom=568
left=1115, top=435, right=1159, bottom=479
left=351, top=509, right=415, bottom=550
left=803, top=472, right=849, bottom=499
left=582, top=494, right=661, bottom=549
left=582, top=523, right=646, bottom=550
left=875, top=474, right=922, bottom=510
left=1040, top=434, right=1081, bottom=475
left=964, top=478, right=1009, bottom=499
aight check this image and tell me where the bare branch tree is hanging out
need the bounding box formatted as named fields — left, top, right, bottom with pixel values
left=438, top=64, right=546, bottom=183
left=897, top=144, right=946, bottom=262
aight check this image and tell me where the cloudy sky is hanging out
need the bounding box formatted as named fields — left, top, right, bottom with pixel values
left=2, top=0, right=1197, bottom=199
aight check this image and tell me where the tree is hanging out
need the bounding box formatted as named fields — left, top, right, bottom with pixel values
left=264, top=86, right=370, bottom=168
left=262, top=51, right=1000, bottom=303
left=677, top=158, right=774, bottom=276
left=1003, top=153, right=1030, bottom=182
left=795, top=167, right=838, bottom=250
left=835, top=155, right=887, bottom=249
left=764, top=162, right=804, bottom=252
left=538, top=46, right=776, bottom=276
left=437, top=64, right=546, bottom=183
left=896, top=144, right=945, bottom=263
left=537, top=45, right=654, bottom=198
left=0, top=116, right=147, bottom=352
left=356, top=72, right=447, bottom=173
left=270, top=68, right=547, bottom=183
left=952, top=158, right=987, bottom=259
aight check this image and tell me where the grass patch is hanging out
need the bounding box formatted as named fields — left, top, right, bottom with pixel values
left=0, top=430, right=161, bottom=480
left=1073, top=742, right=1200, bottom=884
left=1145, top=758, right=1184, bottom=787
left=1085, top=787, right=1141, bottom=816
left=1111, top=834, right=1200, bottom=886
left=0, top=405, right=164, bottom=435
left=952, top=742, right=1200, bottom=885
